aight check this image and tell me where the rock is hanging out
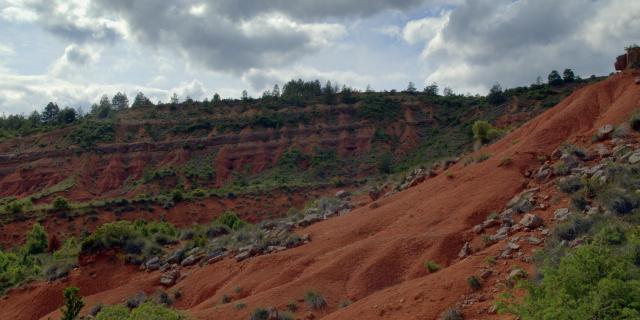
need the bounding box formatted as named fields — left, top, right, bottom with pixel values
left=205, top=251, right=228, bottom=264
left=145, top=257, right=161, bottom=271
left=507, top=189, right=538, bottom=213
left=180, top=255, right=200, bottom=267
left=526, top=236, right=542, bottom=245
left=500, top=209, right=515, bottom=227
left=554, top=208, right=571, bottom=221
left=266, top=245, right=287, bottom=253
left=628, top=151, right=640, bottom=164
left=482, top=218, right=499, bottom=228
left=506, top=242, right=520, bottom=250
left=636, top=76, right=640, bottom=85
left=507, top=269, right=526, bottom=282
left=159, top=263, right=171, bottom=272
left=594, top=144, right=611, bottom=157
left=160, top=269, right=180, bottom=286
left=335, top=190, right=350, bottom=199
left=297, top=214, right=323, bottom=227
left=597, top=124, right=614, bottom=140
left=166, top=249, right=185, bottom=264
left=490, top=226, right=510, bottom=241
left=304, top=312, right=315, bottom=320
left=586, top=206, right=600, bottom=216
left=519, top=213, right=543, bottom=229
left=535, top=164, right=552, bottom=181
left=472, top=224, right=484, bottom=234
left=458, top=242, right=471, bottom=258
left=480, top=269, right=493, bottom=279
left=235, top=251, right=251, bottom=262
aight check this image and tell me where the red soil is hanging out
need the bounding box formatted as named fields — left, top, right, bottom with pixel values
left=1, top=71, right=639, bottom=320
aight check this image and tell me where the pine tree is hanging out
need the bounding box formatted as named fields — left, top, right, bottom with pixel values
left=61, top=287, right=84, bottom=320
left=272, top=84, right=280, bottom=98
left=548, top=70, right=563, bottom=86
left=25, top=223, right=48, bottom=254
left=41, top=102, right=60, bottom=124
left=111, top=92, right=129, bottom=110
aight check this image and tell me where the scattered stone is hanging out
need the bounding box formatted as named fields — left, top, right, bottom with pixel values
left=535, top=164, right=552, bottom=181
left=297, top=214, right=323, bottom=227
left=490, top=226, right=510, bottom=241
left=458, top=242, right=471, bottom=258
left=160, top=269, right=180, bottom=286
left=480, top=269, right=493, bottom=279
left=628, top=151, right=640, bottom=164
left=506, top=242, right=520, bottom=250
left=594, top=144, right=611, bottom=157
left=473, top=224, right=484, bottom=234
left=180, top=255, right=200, bottom=267
left=507, top=189, right=538, bottom=213
left=482, top=218, right=499, bottom=228
left=526, top=236, right=543, bottom=245
left=519, top=213, right=543, bottom=229
left=553, top=208, right=571, bottom=221
left=335, top=190, right=350, bottom=199
left=596, top=124, right=614, bottom=140
left=144, top=257, right=161, bottom=271
left=507, top=269, right=527, bottom=282
left=205, top=251, right=228, bottom=264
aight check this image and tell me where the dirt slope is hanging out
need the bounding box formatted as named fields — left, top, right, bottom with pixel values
left=0, top=71, right=638, bottom=320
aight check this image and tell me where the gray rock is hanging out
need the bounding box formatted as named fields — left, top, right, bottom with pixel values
left=594, top=144, right=611, bottom=157
left=145, top=257, right=161, bottom=270
left=297, top=214, right=323, bottom=227
left=458, top=242, right=471, bottom=258
left=180, top=255, right=200, bottom=267
left=526, top=236, right=543, bottom=245
left=508, top=189, right=538, bottom=213
left=205, top=251, right=228, bottom=264
left=628, top=151, right=640, bottom=164
left=535, top=165, right=552, bottom=181
left=507, top=269, right=526, bottom=282
left=235, top=251, right=252, bottom=262
left=554, top=208, right=571, bottom=221
left=597, top=124, right=614, bottom=140
left=490, top=226, right=510, bottom=241
left=166, top=249, right=186, bottom=264
left=519, top=213, right=543, bottom=229
left=160, top=269, right=180, bottom=286
left=472, top=224, right=484, bottom=234
left=335, top=190, right=350, bottom=199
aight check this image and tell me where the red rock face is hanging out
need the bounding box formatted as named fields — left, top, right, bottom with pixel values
left=615, top=54, right=627, bottom=71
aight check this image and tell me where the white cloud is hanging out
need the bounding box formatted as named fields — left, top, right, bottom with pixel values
left=50, top=44, right=101, bottom=76
left=402, top=11, right=449, bottom=45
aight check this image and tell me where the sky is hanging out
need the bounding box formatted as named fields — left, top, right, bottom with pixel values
left=0, top=0, right=638, bottom=115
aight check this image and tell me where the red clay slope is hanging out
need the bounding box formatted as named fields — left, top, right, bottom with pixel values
left=1, top=71, right=638, bottom=320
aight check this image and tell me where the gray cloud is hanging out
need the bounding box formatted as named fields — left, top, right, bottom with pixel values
left=411, top=0, right=640, bottom=93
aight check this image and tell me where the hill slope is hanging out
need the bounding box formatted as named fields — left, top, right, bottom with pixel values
left=0, top=71, right=637, bottom=319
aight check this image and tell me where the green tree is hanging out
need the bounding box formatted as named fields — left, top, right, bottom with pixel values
left=323, top=81, right=336, bottom=104
left=241, top=90, right=249, bottom=101
left=272, top=84, right=280, bottom=98
left=112, top=92, right=129, bottom=110
left=563, top=68, right=575, bottom=83
left=53, top=196, right=70, bottom=211
left=423, top=83, right=439, bottom=96
left=487, top=82, right=507, bottom=105
left=131, top=92, right=152, bottom=109
left=406, top=81, right=417, bottom=94
left=25, top=223, right=48, bottom=254
left=58, top=107, right=77, bottom=124
left=170, top=93, right=179, bottom=105
left=548, top=70, right=563, bottom=86
left=61, top=287, right=84, bottom=320
left=41, top=102, right=60, bottom=124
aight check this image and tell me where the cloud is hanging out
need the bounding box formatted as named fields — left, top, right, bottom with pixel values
left=50, top=44, right=101, bottom=75
left=1, top=0, right=125, bottom=43
left=403, top=0, right=640, bottom=93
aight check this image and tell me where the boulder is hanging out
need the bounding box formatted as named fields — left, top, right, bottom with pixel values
left=297, top=214, right=323, bottom=227
left=490, top=226, right=510, bottom=242
left=507, top=189, right=538, bottom=213
left=180, top=255, right=201, bottom=267
left=145, top=257, right=161, bottom=271
left=507, top=269, right=526, bottom=282
left=553, top=208, right=571, bottom=221
left=526, top=236, right=543, bottom=245
left=519, top=213, right=543, bottom=229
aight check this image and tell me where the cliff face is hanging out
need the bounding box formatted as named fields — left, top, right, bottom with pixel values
left=615, top=47, right=640, bottom=71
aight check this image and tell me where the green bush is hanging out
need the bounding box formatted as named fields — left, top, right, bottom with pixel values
left=467, top=276, right=482, bottom=290
left=472, top=120, right=501, bottom=144
left=52, top=196, right=70, bottom=211
left=250, top=308, right=269, bottom=320
left=630, top=111, right=640, bottom=132
left=25, top=223, right=48, bottom=255
left=305, top=290, right=327, bottom=310
left=425, top=260, right=441, bottom=273
left=216, top=211, right=247, bottom=231
left=96, top=302, right=185, bottom=320
left=61, top=287, right=84, bottom=320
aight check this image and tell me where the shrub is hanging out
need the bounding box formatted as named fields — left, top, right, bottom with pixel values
left=630, top=111, right=640, bottom=132
left=286, top=301, right=298, bottom=312
left=441, top=306, right=464, bottom=320
left=96, top=305, right=129, bottom=320
left=220, top=294, right=230, bottom=304
left=554, top=216, right=594, bottom=241
left=467, top=276, right=482, bottom=290
left=425, top=260, right=441, bottom=273
left=52, top=196, right=70, bottom=211
left=338, top=299, right=352, bottom=308
left=81, top=221, right=142, bottom=254
left=305, top=290, right=327, bottom=310
left=216, top=211, right=247, bottom=231
left=61, top=287, right=84, bottom=320
left=472, top=120, right=501, bottom=144
left=234, top=302, right=246, bottom=310
left=129, top=302, right=184, bottom=320
left=250, top=308, right=269, bottom=320
left=25, top=223, right=48, bottom=255
left=557, top=176, right=583, bottom=193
